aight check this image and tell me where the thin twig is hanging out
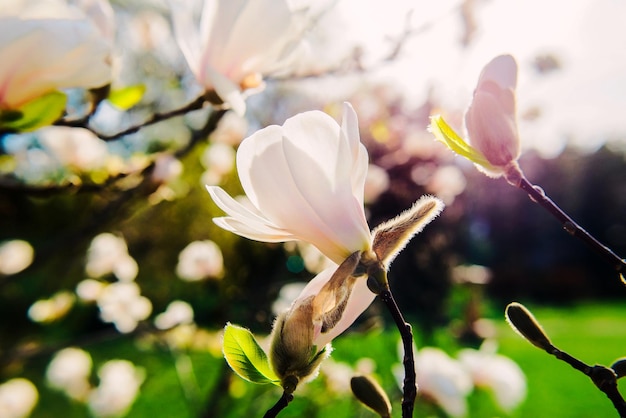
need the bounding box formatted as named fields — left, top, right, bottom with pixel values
left=507, top=172, right=626, bottom=275
left=379, top=289, right=416, bottom=418
left=263, top=391, right=294, bottom=418
left=55, top=94, right=210, bottom=141
left=543, top=344, right=626, bottom=417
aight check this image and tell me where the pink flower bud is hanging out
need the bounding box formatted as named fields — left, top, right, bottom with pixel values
left=465, top=55, right=520, bottom=175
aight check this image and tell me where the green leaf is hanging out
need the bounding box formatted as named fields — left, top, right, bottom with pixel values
left=107, top=85, right=146, bottom=110
left=223, top=323, right=280, bottom=385
left=0, top=91, right=67, bottom=132
left=429, top=115, right=496, bottom=170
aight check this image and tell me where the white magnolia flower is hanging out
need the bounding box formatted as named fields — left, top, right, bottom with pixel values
left=0, top=239, right=34, bottom=275
left=0, top=0, right=112, bottom=110
left=97, top=282, right=152, bottom=333
left=154, top=300, right=194, bottom=330
left=208, top=103, right=371, bottom=265
left=86, top=233, right=138, bottom=282
left=0, top=378, right=38, bottom=418
left=458, top=341, right=526, bottom=412
left=175, top=240, right=224, bottom=281
left=46, top=347, right=92, bottom=401
left=88, top=360, right=145, bottom=418
left=170, top=0, right=309, bottom=115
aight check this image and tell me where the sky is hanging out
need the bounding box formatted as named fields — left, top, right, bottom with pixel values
left=306, top=0, right=626, bottom=158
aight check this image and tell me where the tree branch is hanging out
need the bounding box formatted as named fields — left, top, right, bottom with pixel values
left=379, top=288, right=416, bottom=418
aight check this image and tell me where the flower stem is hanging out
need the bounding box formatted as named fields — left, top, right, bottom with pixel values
left=379, top=288, right=416, bottom=418
left=542, top=343, right=626, bottom=417
left=263, top=391, right=294, bottom=418
left=506, top=169, right=626, bottom=276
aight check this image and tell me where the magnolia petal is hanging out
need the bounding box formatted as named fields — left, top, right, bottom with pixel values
left=169, top=0, right=202, bottom=76
left=207, top=186, right=293, bottom=240
left=466, top=83, right=519, bottom=167
left=219, top=0, right=293, bottom=77
left=477, top=54, right=517, bottom=92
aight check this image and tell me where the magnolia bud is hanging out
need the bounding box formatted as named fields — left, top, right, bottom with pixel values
left=505, top=302, right=553, bottom=351
left=465, top=54, right=521, bottom=176
left=350, top=375, right=392, bottom=418
left=269, top=298, right=329, bottom=392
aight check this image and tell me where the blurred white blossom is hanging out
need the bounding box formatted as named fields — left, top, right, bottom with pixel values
left=0, top=239, right=34, bottom=275
left=458, top=341, right=526, bottom=412
left=271, top=282, right=307, bottom=316
left=27, top=290, right=75, bottom=323
left=75, top=278, right=106, bottom=302
left=46, top=347, right=92, bottom=401
left=38, top=127, right=110, bottom=172
left=86, top=233, right=138, bottom=281
left=88, top=360, right=145, bottom=418
left=0, top=378, right=38, bottom=418
left=363, top=163, right=389, bottom=204
left=200, top=142, right=235, bottom=186
left=210, top=111, right=248, bottom=146
left=395, top=346, right=473, bottom=418
left=97, top=282, right=152, bottom=333
left=154, top=300, right=194, bottom=330
left=175, top=240, right=224, bottom=281
left=170, top=0, right=310, bottom=115
left=0, top=0, right=112, bottom=110
left=151, top=154, right=183, bottom=184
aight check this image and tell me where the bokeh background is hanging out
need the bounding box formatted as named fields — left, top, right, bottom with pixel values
left=1, top=0, right=626, bottom=417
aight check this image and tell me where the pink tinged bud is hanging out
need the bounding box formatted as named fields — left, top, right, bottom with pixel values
left=465, top=54, right=521, bottom=175
left=269, top=253, right=375, bottom=389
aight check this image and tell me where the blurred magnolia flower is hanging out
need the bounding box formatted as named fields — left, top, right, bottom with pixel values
left=363, top=163, right=390, bottom=204
left=458, top=341, right=526, bottom=412
left=97, top=282, right=152, bottom=333
left=271, top=282, right=308, bottom=316
left=150, top=154, right=183, bottom=184
left=200, top=142, right=236, bottom=186
left=86, top=233, right=138, bottom=281
left=175, top=240, right=224, bottom=281
left=88, top=360, right=145, bottom=418
left=0, top=0, right=112, bottom=111
left=0, top=378, right=38, bottom=418
left=37, top=126, right=110, bottom=172
left=395, top=347, right=472, bottom=418
left=320, top=358, right=354, bottom=394
left=75, top=278, right=106, bottom=302
left=170, top=0, right=309, bottom=115
left=430, top=55, right=522, bottom=180
left=27, top=290, right=75, bottom=323
left=294, top=241, right=334, bottom=274
left=0, top=239, right=34, bottom=275
left=208, top=103, right=372, bottom=265
left=154, top=300, right=194, bottom=330
left=46, top=347, right=92, bottom=401
left=210, top=111, right=248, bottom=146
left=426, top=165, right=467, bottom=205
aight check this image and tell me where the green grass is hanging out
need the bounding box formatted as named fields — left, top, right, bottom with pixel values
left=20, top=302, right=626, bottom=417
